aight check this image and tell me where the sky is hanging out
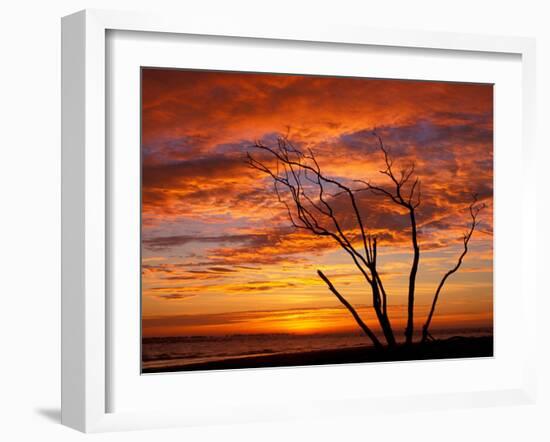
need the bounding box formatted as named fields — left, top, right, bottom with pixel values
left=141, top=68, right=493, bottom=340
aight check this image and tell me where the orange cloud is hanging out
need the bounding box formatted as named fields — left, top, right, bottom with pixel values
left=141, top=68, right=493, bottom=339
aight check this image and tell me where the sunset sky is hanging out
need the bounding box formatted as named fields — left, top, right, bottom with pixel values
left=141, top=68, right=493, bottom=340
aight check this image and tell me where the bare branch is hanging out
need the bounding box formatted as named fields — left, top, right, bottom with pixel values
left=317, top=270, right=383, bottom=349
left=249, top=139, right=375, bottom=279
left=362, top=133, right=421, bottom=211
left=369, top=131, right=421, bottom=345
left=421, top=196, right=486, bottom=342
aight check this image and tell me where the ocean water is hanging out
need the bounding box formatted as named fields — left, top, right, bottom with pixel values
left=142, top=327, right=492, bottom=371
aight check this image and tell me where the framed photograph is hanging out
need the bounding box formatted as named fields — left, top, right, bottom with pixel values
left=140, top=68, right=494, bottom=374
left=61, top=9, right=537, bottom=432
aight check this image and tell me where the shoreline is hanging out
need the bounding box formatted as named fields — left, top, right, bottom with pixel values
left=142, top=335, right=493, bottom=374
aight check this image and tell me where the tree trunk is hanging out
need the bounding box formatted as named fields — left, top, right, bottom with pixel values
left=405, top=210, right=420, bottom=345
left=370, top=279, right=396, bottom=347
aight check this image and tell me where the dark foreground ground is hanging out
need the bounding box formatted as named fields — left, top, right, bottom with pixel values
left=142, top=335, right=493, bottom=373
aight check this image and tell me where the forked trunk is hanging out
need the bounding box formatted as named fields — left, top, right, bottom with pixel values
left=370, top=279, right=396, bottom=347
left=405, top=210, right=420, bottom=345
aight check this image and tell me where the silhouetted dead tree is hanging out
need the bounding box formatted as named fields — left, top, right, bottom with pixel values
left=247, top=134, right=483, bottom=347
left=421, top=196, right=485, bottom=343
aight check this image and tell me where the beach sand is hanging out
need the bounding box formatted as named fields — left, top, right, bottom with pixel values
left=142, top=335, right=493, bottom=373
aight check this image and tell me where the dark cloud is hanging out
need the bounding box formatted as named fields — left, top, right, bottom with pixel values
left=208, top=267, right=238, bottom=273
left=142, top=154, right=249, bottom=189
left=338, top=116, right=492, bottom=160
left=142, top=134, right=214, bottom=164
left=154, top=293, right=198, bottom=301
left=143, top=233, right=268, bottom=250
left=229, top=281, right=297, bottom=292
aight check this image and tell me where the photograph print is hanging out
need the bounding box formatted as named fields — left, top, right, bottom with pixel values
left=141, top=68, right=493, bottom=373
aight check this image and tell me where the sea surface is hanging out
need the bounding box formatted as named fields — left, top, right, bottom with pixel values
left=142, top=327, right=492, bottom=371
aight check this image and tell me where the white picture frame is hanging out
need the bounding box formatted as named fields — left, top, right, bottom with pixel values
left=61, top=9, right=538, bottom=433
